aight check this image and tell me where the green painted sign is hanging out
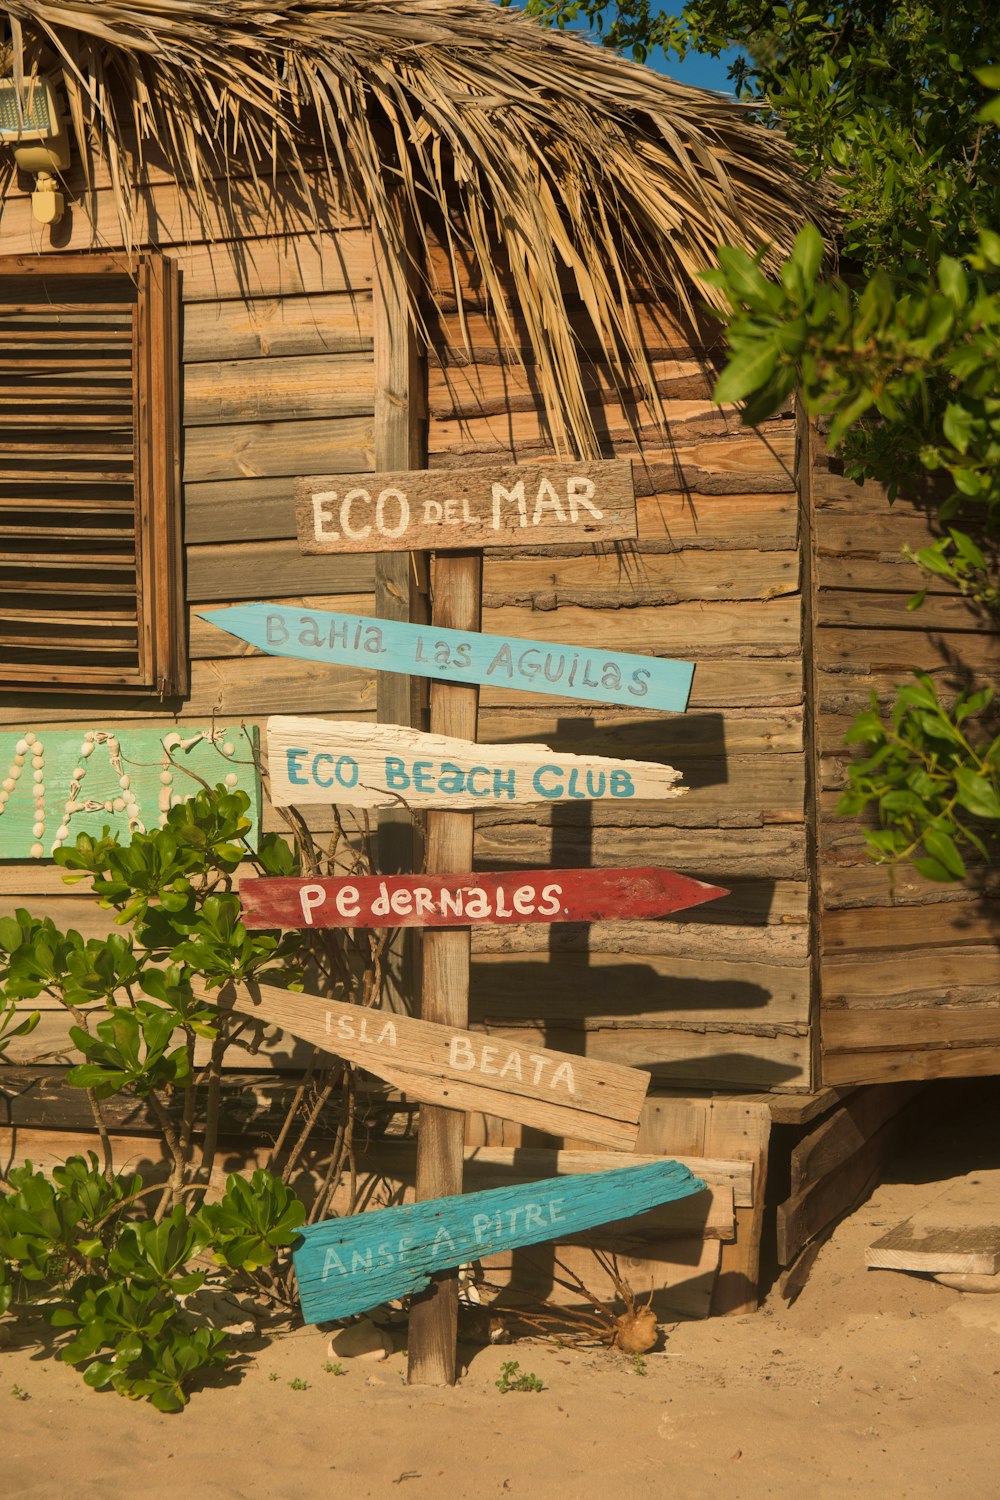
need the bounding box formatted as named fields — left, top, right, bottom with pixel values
left=0, top=726, right=261, bottom=859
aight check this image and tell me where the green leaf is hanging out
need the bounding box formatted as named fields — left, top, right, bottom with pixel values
left=913, top=856, right=956, bottom=882
left=712, top=344, right=780, bottom=407
left=0, top=915, right=23, bottom=952
left=213, top=843, right=247, bottom=865
left=82, top=1360, right=116, bottom=1390
left=950, top=529, right=986, bottom=571
left=978, top=230, right=1000, bottom=267
left=922, top=828, right=966, bottom=879
left=66, top=1064, right=130, bottom=1091
left=794, top=223, right=824, bottom=287
left=954, top=768, right=1000, bottom=821
left=941, top=401, right=976, bottom=454
left=937, top=256, right=968, bottom=309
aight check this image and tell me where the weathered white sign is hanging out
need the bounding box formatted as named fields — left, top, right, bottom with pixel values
left=192, top=978, right=651, bottom=1149
left=294, top=460, right=636, bottom=553
left=266, top=717, right=686, bottom=810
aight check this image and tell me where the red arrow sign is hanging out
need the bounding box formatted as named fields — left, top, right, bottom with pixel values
left=239, top=868, right=728, bottom=930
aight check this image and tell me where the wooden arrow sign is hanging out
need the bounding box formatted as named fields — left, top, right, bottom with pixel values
left=191, top=978, right=651, bottom=1149
left=293, top=1160, right=706, bottom=1323
left=267, top=717, right=686, bottom=810
left=295, top=459, right=637, bottom=554
left=198, top=603, right=694, bottom=715
left=239, top=867, right=729, bottom=930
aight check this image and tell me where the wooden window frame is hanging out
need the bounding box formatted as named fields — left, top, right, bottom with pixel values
left=0, top=250, right=185, bottom=696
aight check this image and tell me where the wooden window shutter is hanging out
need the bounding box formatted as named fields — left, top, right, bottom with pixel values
left=0, top=251, right=185, bottom=695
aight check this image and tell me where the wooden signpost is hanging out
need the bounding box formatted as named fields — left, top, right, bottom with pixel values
left=295, top=459, right=637, bottom=553
left=0, top=725, right=260, bottom=858
left=198, top=602, right=695, bottom=714
left=266, top=716, right=686, bottom=810
left=292, top=1160, right=706, bottom=1323
left=262, top=455, right=694, bottom=1384
left=239, top=867, right=728, bottom=930
left=191, top=978, right=652, bottom=1149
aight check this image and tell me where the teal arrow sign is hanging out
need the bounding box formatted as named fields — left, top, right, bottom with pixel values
left=292, top=1158, right=705, bottom=1323
left=199, top=603, right=694, bottom=714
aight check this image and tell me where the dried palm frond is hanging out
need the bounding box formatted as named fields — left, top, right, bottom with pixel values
left=0, top=0, right=838, bottom=453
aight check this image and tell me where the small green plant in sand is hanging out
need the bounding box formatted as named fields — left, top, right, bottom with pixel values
left=323, top=1361, right=347, bottom=1376
left=288, top=1377, right=311, bottom=1391
left=631, top=1353, right=648, bottom=1377
left=495, top=1360, right=544, bottom=1394
left=0, top=789, right=315, bottom=1412
left=10, top=1383, right=29, bottom=1401
left=0, top=1156, right=304, bottom=1413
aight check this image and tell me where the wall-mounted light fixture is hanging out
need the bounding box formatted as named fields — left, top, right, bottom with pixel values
left=0, top=74, right=70, bottom=224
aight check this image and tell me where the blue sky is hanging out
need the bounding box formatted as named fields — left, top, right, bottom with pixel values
left=543, top=5, right=741, bottom=94
left=657, top=46, right=740, bottom=93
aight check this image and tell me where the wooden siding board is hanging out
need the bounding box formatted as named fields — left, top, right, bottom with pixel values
left=174, top=232, right=373, bottom=301
left=815, top=627, right=997, bottom=673
left=480, top=549, right=800, bottom=606
left=428, top=357, right=715, bottom=419
left=183, top=476, right=328, bottom=544
left=817, top=591, right=995, bottom=634
left=428, top=420, right=796, bottom=476
left=473, top=822, right=808, bottom=882
left=819, top=858, right=996, bottom=910
left=482, top=599, right=800, bottom=654
left=824, top=1007, right=1000, bottom=1052
left=477, top=707, right=804, bottom=758
left=182, top=295, right=373, bottom=364
left=472, top=919, right=809, bottom=964
left=183, top=354, right=374, bottom=426
left=0, top=178, right=363, bottom=255
left=823, top=1045, right=1000, bottom=1086
left=823, top=947, right=1000, bottom=1005
left=0, top=659, right=375, bottom=725
left=822, top=899, right=999, bottom=953
left=182, top=415, right=374, bottom=483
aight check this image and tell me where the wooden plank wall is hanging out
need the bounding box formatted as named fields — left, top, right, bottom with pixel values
left=423, top=244, right=812, bottom=1092
left=809, top=445, right=1000, bottom=1085
left=0, top=167, right=381, bottom=1086
left=0, top=173, right=812, bottom=1099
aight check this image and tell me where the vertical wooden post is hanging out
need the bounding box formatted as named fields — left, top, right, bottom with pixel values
left=372, top=216, right=427, bottom=1013
left=371, top=205, right=478, bottom=1381
left=407, top=550, right=482, bottom=1386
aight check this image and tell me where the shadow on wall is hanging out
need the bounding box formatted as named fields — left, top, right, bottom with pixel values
left=470, top=960, right=776, bottom=1019
left=485, top=710, right=730, bottom=784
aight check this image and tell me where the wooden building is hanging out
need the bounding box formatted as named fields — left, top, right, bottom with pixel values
left=0, top=0, right=995, bottom=1316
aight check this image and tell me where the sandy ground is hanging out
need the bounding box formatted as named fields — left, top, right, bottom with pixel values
left=5, top=1093, right=1000, bottom=1500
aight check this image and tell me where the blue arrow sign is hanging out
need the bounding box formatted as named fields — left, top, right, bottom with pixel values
left=198, top=603, right=694, bottom=714
left=292, top=1159, right=705, bottom=1323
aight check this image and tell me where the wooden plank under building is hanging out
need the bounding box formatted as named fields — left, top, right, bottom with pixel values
left=867, top=1170, right=1000, bottom=1276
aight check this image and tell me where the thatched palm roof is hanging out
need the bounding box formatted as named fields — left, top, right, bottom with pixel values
left=1, top=0, right=836, bottom=452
